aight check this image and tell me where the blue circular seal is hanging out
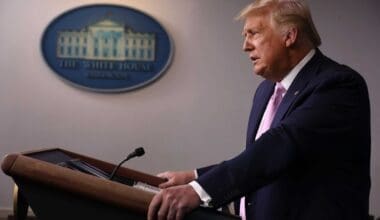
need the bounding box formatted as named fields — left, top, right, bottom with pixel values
left=41, top=4, right=173, bottom=92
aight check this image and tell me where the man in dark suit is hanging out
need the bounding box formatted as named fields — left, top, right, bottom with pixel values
left=148, top=1, right=371, bottom=220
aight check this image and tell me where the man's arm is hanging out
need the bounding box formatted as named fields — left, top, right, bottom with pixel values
left=147, top=67, right=370, bottom=219
left=196, top=70, right=370, bottom=207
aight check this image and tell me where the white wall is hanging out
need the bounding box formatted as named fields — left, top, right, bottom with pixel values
left=0, top=0, right=378, bottom=217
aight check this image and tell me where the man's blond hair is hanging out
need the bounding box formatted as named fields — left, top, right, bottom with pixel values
left=237, top=0, right=321, bottom=47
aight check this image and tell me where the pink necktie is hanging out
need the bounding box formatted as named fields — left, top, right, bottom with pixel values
left=240, top=83, right=286, bottom=220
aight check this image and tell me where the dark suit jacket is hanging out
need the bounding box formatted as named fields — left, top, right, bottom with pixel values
left=196, top=50, right=371, bottom=220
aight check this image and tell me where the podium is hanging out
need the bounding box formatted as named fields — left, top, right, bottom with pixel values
left=1, top=148, right=240, bottom=220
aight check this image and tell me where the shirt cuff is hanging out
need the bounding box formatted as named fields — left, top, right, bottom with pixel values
left=188, top=180, right=212, bottom=206
left=194, top=170, right=199, bottom=179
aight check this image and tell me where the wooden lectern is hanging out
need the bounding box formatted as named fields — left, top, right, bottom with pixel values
left=1, top=148, right=240, bottom=220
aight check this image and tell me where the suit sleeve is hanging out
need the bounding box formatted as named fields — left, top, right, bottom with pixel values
left=196, top=165, right=216, bottom=176
left=196, top=69, right=370, bottom=208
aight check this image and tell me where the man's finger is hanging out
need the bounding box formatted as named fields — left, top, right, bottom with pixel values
left=148, top=193, right=162, bottom=220
left=157, top=191, right=171, bottom=220
left=175, top=207, right=186, bottom=220
left=158, top=179, right=174, bottom=188
left=157, top=171, right=172, bottom=179
left=167, top=201, right=177, bottom=220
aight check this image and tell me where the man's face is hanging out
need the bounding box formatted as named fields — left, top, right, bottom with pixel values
left=242, top=12, right=289, bottom=81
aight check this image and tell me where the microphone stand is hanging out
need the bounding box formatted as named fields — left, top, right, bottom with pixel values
left=109, top=147, right=145, bottom=180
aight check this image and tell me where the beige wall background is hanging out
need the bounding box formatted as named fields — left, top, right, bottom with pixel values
left=0, top=0, right=379, bottom=217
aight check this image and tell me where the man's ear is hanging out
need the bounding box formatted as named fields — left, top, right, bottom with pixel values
left=284, top=27, right=298, bottom=47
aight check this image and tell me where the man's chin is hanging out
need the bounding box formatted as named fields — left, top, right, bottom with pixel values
left=253, top=69, right=264, bottom=77
left=253, top=70, right=273, bottom=81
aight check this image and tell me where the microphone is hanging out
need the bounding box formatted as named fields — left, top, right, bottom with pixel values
left=109, top=147, right=145, bottom=180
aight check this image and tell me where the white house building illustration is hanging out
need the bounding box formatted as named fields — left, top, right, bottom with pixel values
left=56, top=19, right=156, bottom=61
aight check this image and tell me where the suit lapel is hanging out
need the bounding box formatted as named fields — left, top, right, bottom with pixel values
left=271, top=50, right=323, bottom=127
left=247, top=80, right=274, bottom=145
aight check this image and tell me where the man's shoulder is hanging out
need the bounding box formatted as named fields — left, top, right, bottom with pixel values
left=314, top=53, right=366, bottom=87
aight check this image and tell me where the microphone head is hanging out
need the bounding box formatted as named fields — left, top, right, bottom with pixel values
left=135, top=147, right=145, bottom=157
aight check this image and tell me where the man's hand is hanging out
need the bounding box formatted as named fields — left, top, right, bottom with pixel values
left=157, top=171, right=196, bottom=188
left=148, top=184, right=201, bottom=220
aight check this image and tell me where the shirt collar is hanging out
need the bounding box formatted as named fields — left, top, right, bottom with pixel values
left=280, top=49, right=316, bottom=91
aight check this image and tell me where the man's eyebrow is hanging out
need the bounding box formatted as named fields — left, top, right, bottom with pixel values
left=242, top=28, right=260, bottom=36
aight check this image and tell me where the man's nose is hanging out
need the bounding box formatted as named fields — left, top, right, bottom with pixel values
left=243, top=38, right=252, bottom=52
